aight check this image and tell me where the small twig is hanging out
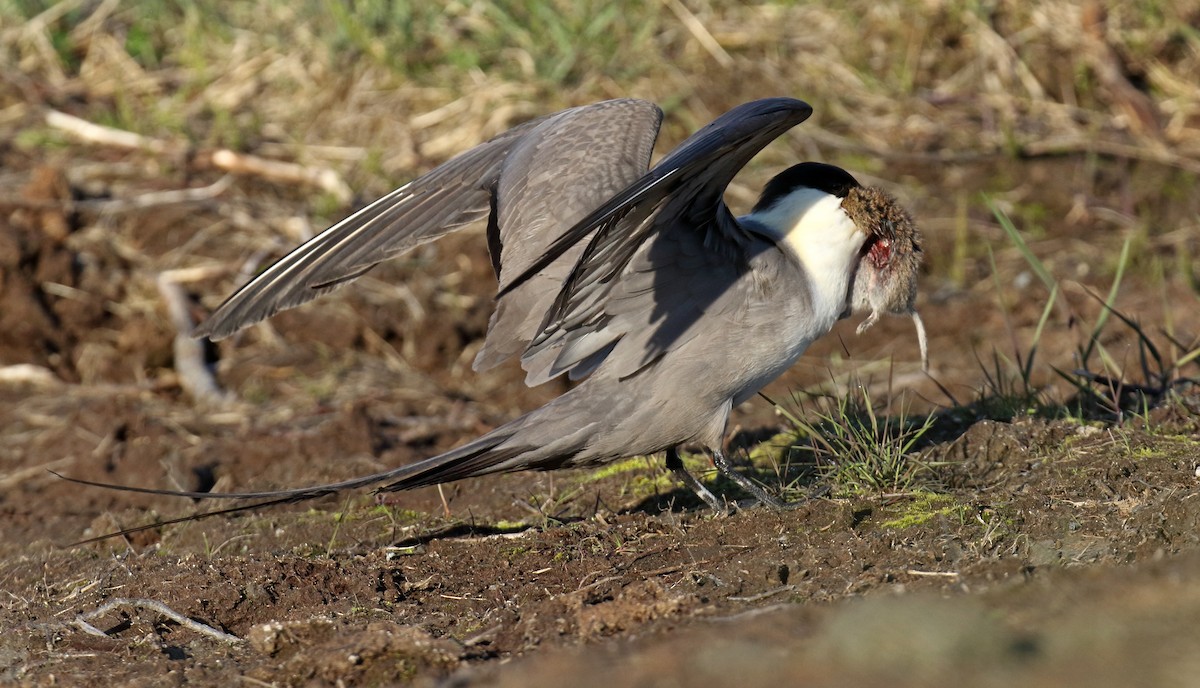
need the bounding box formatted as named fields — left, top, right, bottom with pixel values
left=805, top=125, right=1200, bottom=174
left=32, top=598, right=242, bottom=643
left=0, top=176, right=232, bottom=213
left=0, top=364, right=61, bottom=388
left=156, top=267, right=230, bottom=403
left=72, top=618, right=110, bottom=637
left=45, top=109, right=175, bottom=154
left=462, top=624, right=503, bottom=647
left=0, top=457, right=72, bottom=491
left=438, top=594, right=487, bottom=601
left=575, top=575, right=622, bottom=593
left=905, top=569, right=960, bottom=579
left=1019, top=135, right=1200, bottom=173
left=727, top=584, right=796, bottom=602
left=208, top=149, right=352, bottom=203
left=89, top=176, right=234, bottom=213
left=207, top=534, right=254, bottom=558
left=44, top=108, right=352, bottom=202
left=708, top=603, right=794, bottom=623
left=663, top=0, right=734, bottom=68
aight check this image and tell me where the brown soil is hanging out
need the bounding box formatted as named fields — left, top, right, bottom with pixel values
left=3, top=144, right=1200, bottom=687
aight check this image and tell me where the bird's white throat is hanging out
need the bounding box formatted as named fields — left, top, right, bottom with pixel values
left=742, top=187, right=867, bottom=315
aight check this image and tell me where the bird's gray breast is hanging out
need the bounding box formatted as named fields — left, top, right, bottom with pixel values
left=604, top=228, right=818, bottom=406
left=725, top=240, right=824, bottom=405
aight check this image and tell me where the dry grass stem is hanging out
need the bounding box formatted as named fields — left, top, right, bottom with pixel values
left=156, top=268, right=229, bottom=404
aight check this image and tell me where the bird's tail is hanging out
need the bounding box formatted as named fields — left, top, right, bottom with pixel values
left=56, top=425, right=540, bottom=504
left=55, top=410, right=570, bottom=546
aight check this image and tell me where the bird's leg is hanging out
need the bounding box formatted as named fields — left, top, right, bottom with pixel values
left=665, top=447, right=726, bottom=513
left=711, top=448, right=788, bottom=509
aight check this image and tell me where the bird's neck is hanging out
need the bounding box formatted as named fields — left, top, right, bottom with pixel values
left=741, top=188, right=867, bottom=318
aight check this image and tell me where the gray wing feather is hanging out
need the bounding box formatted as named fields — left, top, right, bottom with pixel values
left=193, top=117, right=545, bottom=340
left=194, top=99, right=664, bottom=350
left=524, top=213, right=746, bottom=386
left=513, top=98, right=813, bottom=383
left=474, top=99, right=663, bottom=372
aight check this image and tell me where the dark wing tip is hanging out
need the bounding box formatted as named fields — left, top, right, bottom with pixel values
left=191, top=311, right=249, bottom=341
left=724, top=97, right=813, bottom=126
left=190, top=318, right=219, bottom=340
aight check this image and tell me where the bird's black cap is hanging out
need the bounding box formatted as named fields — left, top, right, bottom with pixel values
left=752, top=162, right=861, bottom=212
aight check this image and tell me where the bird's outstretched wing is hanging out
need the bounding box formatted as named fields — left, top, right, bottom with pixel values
left=475, top=99, right=662, bottom=371
left=506, top=97, right=814, bottom=383
left=193, top=99, right=664, bottom=344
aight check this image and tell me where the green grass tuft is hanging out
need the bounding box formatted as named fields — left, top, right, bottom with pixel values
left=763, top=386, right=938, bottom=498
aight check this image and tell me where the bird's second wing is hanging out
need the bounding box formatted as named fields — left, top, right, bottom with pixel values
left=525, top=211, right=754, bottom=384
left=507, top=98, right=813, bottom=382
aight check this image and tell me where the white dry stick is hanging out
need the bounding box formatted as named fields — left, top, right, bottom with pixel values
left=912, top=310, right=930, bottom=372
left=664, top=0, right=734, bottom=68
left=70, top=598, right=242, bottom=643
left=45, top=109, right=353, bottom=201
left=45, top=109, right=175, bottom=154
left=0, top=177, right=231, bottom=216
left=156, top=266, right=231, bottom=403
left=84, top=176, right=233, bottom=213
left=0, top=458, right=72, bottom=491
left=905, top=569, right=960, bottom=579
left=0, top=364, right=61, bottom=387
left=209, top=149, right=353, bottom=204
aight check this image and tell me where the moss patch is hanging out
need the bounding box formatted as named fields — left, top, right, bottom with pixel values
left=881, top=493, right=970, bottom=529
